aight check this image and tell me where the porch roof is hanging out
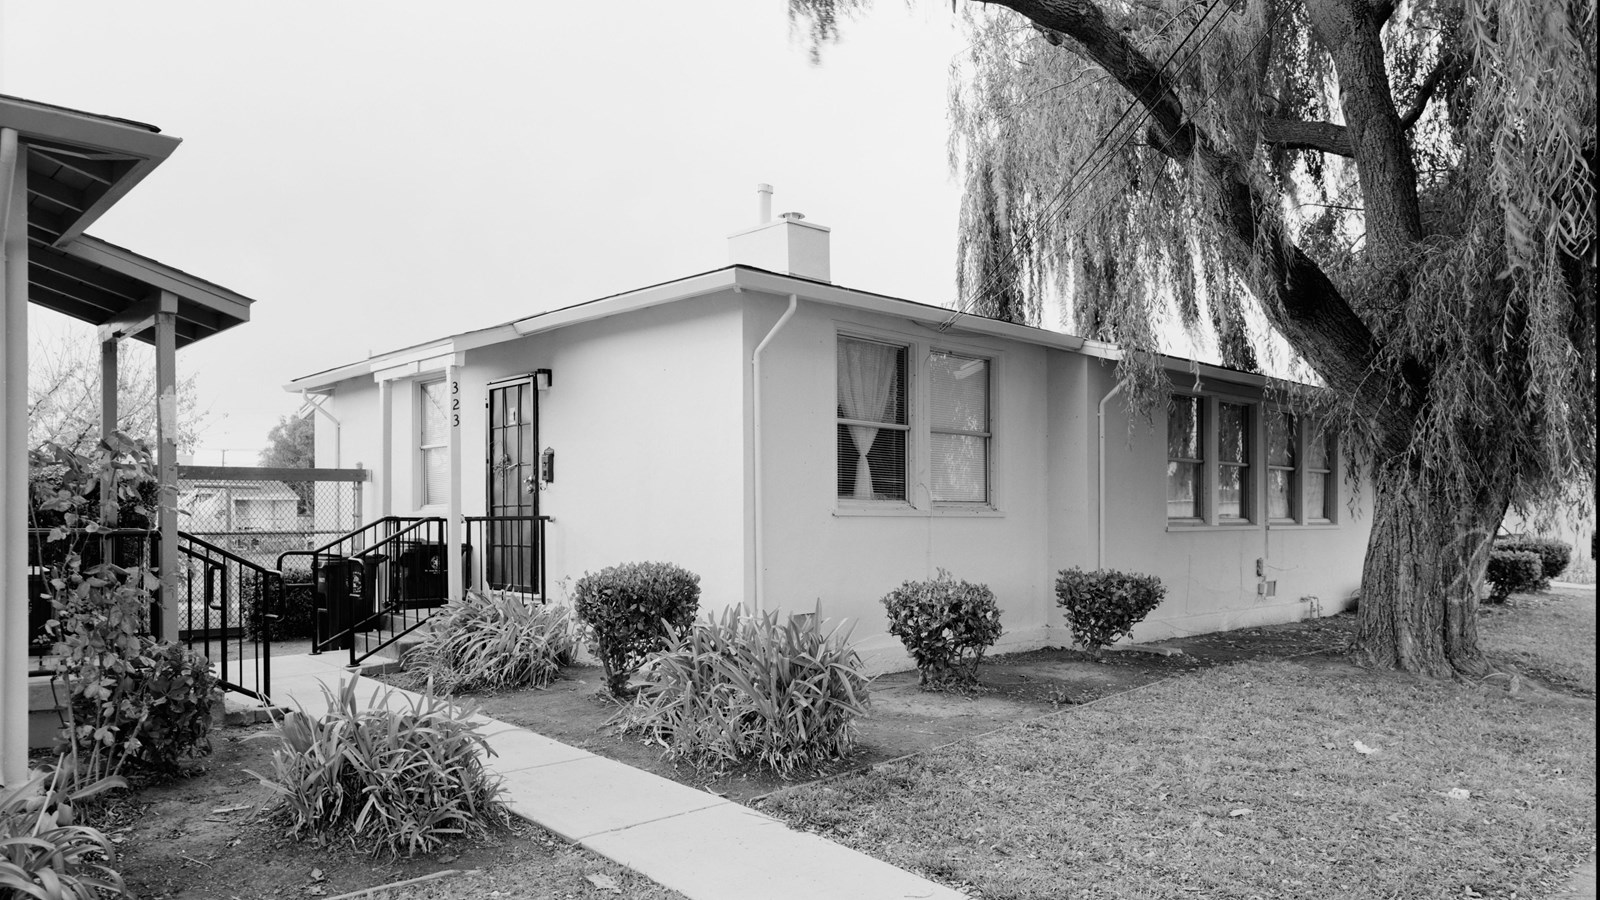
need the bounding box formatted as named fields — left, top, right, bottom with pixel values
left=0, top=94, right=254, bottom=346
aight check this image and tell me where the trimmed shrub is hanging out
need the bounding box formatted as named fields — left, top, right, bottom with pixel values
left=1054, top=567, right=1167, bottom=653
left=1486, top=550, right=1543, bottom=601
left=618, top=606, right=870, bottom=777
left=249, top=680, right=506, bottom=858
left=0, top=760, right=128, bottom=899
left=880, top=571, right=1004, bottom=687
left=129, top=641, right=224, bottom=769
left=1493, top=537, right=1572, bottom=587
left=407, top=589, right=578, bottom=694
left=572, top=561, right=701, bottom=696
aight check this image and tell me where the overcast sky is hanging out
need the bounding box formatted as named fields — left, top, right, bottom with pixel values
left=2, top=1, right=973, bottom=464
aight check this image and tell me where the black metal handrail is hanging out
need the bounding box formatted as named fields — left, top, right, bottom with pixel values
left=25, top=527, right=277, bottom=700
left=462, top=515, right=549, bottom=600
left=176, top=532, right=279, bottom=701
left=287, top=517, right=449, bottom=666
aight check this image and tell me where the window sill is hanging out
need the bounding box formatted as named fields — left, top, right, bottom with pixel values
left=1268, top=521, right=1341, bottom=530
left=1165, top=521, right=1261, bottom=532
left=833, top=504, right=1004, bottom=519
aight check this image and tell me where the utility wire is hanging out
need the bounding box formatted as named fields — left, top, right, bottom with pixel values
left=941, top=0, right=1243, bottom=330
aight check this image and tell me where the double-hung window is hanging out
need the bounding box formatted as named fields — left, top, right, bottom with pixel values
left=419, top=380, right=449, bottom=507
left=1305, top=423, right=1335, bottom=521
left=929, top=352, right=990, bottom=503
left=1166, top=396, right=1203, bottom=520
left=836, top=337, right=908, bottom=501
left=1216, top=402, right=1252, bottom=522
left=1267, top=411, right=1297, bottom=521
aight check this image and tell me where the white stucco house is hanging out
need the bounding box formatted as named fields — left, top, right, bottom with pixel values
left=285, top=198, right=1373, bottom=671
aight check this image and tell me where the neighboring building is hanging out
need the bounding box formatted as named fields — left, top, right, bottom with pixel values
left=179, top=478, right=307, bottom=555
left=286, top=201, right=1373, bottom=672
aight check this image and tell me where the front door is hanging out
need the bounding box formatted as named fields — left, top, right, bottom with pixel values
left=486, top=377, right=538, bottom=592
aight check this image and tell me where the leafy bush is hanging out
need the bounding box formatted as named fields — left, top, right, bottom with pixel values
left=0, top=758, right=128, bottom=899
left=1054, top=567, right=1167, bottom=653
left=880, top=571, right=1004, bottom=687
left=572, top=561, right=701, bottom=696
left=407, top=589, right=578, bottom=694
left=1487, top=550, right=1543, bottom=601
left=617, top=606, right=870, bottom=777
left=1493, top=537, right=1572, bottom=587
left=244, top=566, right=317, bottom=641
left=249, top=680, right=506, bottom=858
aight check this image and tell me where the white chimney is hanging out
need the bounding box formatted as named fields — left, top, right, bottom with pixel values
left=727, top=184, right=831, bottom=283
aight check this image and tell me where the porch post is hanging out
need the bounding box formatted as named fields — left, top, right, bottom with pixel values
left=445, top=360, right=464, bottom=600
left=377, top=379, right=392, bottom=517
left=154, top=291, right=180, bottom=643
left=0, top=129, right=28, bottom=786
left=100, top=336, right=120, bottom=524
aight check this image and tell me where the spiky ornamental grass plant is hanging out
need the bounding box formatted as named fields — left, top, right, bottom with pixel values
left=248, top=680, right=506, bottom=859
left=0, top=760, right=127, bottom=900
left=407, top=589, right=578, bottom=694
left=617, top=606, right=871, bottom=778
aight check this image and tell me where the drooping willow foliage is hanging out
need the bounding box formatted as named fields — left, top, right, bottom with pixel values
left=796, top=0, right=1596, bottom=526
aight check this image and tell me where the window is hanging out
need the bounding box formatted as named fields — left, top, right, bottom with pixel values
left=419, top=380, right=449, bottom=506
left=1166, top=396, right=1203, bottom=519
left=929, top=352, right=990, bottom=502
left=836, top=337, right=908, bottom=501
left=1267, top=411, right=1297, bottom=520
left=1217, top=402, right=1251, bottom=520
left=1306, top=422, right=1335, bottom=521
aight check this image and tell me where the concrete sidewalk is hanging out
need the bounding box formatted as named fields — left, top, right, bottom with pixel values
left=240, top=654, right=964, bottom=900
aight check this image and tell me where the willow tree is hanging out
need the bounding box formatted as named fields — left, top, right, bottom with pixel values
left=792, top=0, right=1596, bottom=677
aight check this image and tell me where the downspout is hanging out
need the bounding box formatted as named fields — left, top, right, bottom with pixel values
left=751, top=293, right=799, bottom=613
left=1096, top=379, right=1128, bottom=571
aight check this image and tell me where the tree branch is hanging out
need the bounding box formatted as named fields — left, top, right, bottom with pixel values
left=1397, top=50, right=1455, bottom=131
left=978, top=0, right=1412, bottom=446
left=1262, top=118, right=1355, bottom=156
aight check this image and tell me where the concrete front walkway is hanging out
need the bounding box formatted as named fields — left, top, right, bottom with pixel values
left=238, top=654, right=964, bottom=900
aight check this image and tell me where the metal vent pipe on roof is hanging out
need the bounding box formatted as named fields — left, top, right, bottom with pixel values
left=757, top=183, right=773, bottom=224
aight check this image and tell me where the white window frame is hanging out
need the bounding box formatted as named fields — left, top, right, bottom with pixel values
left=418, top=378, right=449, bottom=508
left=928, top=349, right=993, bottom=505
left=834, top=326, right=1002, bottom=517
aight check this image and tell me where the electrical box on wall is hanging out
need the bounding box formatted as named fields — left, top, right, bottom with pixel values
left=540, top=447, right=555, bottom=484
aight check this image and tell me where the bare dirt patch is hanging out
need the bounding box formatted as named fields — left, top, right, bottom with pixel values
left=99, top=726, right=680, bottom=900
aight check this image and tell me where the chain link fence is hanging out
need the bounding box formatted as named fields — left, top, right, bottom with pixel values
left=177, top=465, right=367, bottom=570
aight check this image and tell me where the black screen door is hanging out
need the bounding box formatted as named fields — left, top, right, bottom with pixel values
left=486, top=378, right=537, bottom=592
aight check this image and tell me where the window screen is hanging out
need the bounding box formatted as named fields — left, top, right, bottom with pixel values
left=420, top=380, right=449, bottom=506
left=929, top=352, right=990, bottom=502
left=837, top=337, right=908, bottom=501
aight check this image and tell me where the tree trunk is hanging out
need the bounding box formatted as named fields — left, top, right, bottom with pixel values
left=1354, top=469, right=1513, bottom=678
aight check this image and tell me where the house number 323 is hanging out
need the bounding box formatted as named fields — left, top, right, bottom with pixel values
left=451, top=381, right=460, bottom=427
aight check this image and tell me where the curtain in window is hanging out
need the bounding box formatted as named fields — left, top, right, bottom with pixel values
left=837, top=339, right=901, bottom=499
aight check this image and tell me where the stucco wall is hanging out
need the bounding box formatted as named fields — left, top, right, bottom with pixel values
left=313, top=286, right=1375, bottom=675
left=744, top=293, right=1057, bottom=669
left=1092, top=362, right=1374, bottom=641
left=315, top=293, right=750, bottom=610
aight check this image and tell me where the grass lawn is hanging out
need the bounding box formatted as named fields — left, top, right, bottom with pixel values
left=761, top=596, right=1597, bottom=899
left=1480, top=586, right=1597, bottom=696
